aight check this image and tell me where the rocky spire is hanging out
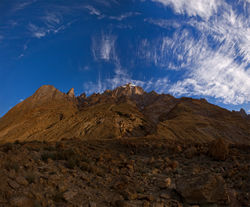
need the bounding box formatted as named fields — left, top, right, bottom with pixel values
left=67, top=88, right=75, bottom=98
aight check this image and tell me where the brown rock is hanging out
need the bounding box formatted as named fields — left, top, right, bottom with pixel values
left=8, top=180, right=20, bottom=189
left=143, top=201, right=150, bottom=207
left=10, top=196, right=33, bottom=207
left=209, top=138, right=229, bottom=161
left=169, top=160, right=179, bottom=170
left=122, top=190, right=137, bottom=200
left=160, top=193, right=170, bottom=199
left=185, top=146, right=197, bottom=159
left=89, top=201, right=97, bottom=207
left=115, top=200, right=130, bottom=207
left=153, top=202, right=164, bottom=207
left=158, top=177, right=171, bottom=189
left=16, top=176, right=28, bottom=186
left=176, top=173, right=229, bottom=205
left=63, top=190, right=77, bottom=201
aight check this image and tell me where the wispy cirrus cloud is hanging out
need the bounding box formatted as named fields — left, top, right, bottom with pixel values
left=166, top=19, right=250, bottom=104
left=84, top=5, right=105, bottom=19
left=190, top=5, right=250, bottom=64
left=109, top=12, right=141, bottom=21
left=43, top=12, right=62, bottom=26
left=168, top=34, right=250, bottom=104
left=145, top=18, right=181, bottom=29
left=92, top=33, right=117, bottom=61
left=151, top=0, right=222, bottom=20
left=137, top=36, right=184, bottom=69
left=140, top=0, right=250, bottom=105
left=28, top=12, right=73, bottom=39
left=93, top=0, right=120, bottom=7
left=88, top=31, right=170, bottom=94
left=84, top=5, right=140, bottom=21
left=12, top=0, right=37, bottom=12
left=28, top=23, right=47, bottom=38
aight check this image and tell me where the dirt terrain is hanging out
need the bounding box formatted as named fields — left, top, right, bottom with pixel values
left=0, top=137, right=249, bottom=207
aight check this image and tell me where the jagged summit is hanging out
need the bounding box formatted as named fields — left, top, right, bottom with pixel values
left=121, top=83, right=137, bottom=88
left=111, top=83, right=145, bottom=97
left=67, top=88, right=75, bottom=98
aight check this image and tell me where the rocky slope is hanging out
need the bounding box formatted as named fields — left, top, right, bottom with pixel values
left=0, top=83, right=249, bottom=144
left=0, top=137, right=249, bottom=207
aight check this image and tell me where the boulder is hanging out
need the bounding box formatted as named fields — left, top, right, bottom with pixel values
left=209, top=138, right=229, bottom=161
left=176, top=173, right=228, bottom=205
left=63, top=190, right=77, bottom=201
left=10, top=196, right=33, bottom=207
left=16, top=176, right=28, bottom=186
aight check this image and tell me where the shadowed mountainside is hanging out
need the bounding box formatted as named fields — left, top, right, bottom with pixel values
left=0, top=83, right=249, bottom=144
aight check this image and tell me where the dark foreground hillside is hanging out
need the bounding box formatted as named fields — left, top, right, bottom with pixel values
left=0, top=137, right=249, bottom=207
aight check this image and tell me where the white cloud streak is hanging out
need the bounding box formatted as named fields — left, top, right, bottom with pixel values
left=12, top=0, right=37, bottom=12
left=28, top=12, right=72, bottom=39
left=43, top=12, right=61, bottom=26
left=139, top=0, right=250, bottom=105
left=167, top=29, right=250, bottom=104
left=145, top=18, right=181, bottom=29
left=92, top=34, right=117, bottom=61
left=28, top=23, right=47, bottom=38
left=84, top=5, right=105, bottom=19
left=152, top=0, right=222, bottom=20
left=109, top=12, right=141, bottom=21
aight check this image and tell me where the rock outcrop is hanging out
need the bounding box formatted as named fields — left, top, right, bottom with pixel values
left=67, top=88, right=75, bottom=98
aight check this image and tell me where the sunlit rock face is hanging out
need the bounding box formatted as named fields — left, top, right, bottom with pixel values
left=110, top=83, right=145, bottom=97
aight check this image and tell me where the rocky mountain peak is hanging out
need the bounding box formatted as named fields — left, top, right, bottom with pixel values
left=239, top=108, right=250, bottom=119
left=33, top=85, right=63, bottom=100
left=112, top=83, right=145, bottom=97
left=67, top=88, right=75, bottom=98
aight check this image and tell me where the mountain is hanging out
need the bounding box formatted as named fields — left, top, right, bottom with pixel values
left=0, top=83, right=249, bottom=144
left=0, top=84, right=250, bottom=207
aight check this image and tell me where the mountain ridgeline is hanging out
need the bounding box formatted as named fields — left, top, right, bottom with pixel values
left=0, top=83, right=249, bottom=144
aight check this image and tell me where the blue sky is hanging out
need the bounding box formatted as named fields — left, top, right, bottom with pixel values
left=0, top=0, right=249, bottom=116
